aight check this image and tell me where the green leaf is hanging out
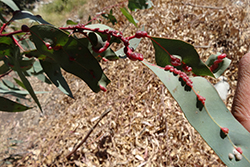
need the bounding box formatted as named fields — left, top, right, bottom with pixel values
left=0, top=0, right=19, bottom=11
left=128, top=0, right=153, bottom=11
left=0, top=36, right=13, bottom=45
left=18, top=36, right=36, bottom=51
left=0, top=37, right=15, bottom=60
left=0, top=96, right=30, bottom=112
left=0, top=80, right=47, bottom=99
left=9, top=11, right=50, bottom=24
left=120, top=7, right=138, bottom=27
left=143, top=60, right=250, bottom=166
left=151, top=37, right=214, bottom=77
left=30, top=24, right=110, bottom=93
left=23, top=49, right=47, bottom=60
left=13, top=46, right=43, bottom=112
left=40, top=59, right=73, bottom=98
left=0, top=62, right=10, bottom=74
left=206, top=52, right=231, bottom=78
left=101, top=9, right=117, bottom=25
left=1, top=79, right=19, bottom=90
left=25, top=60, right=51, bottom=84
left=13, top=78, right=26, bottom=90
left=87, top=15, right=92, bottom=25
left=0, top=12, right=7, bottom=23
left=66, top=19, right=78, bottom=25
left=10, top=58, right=35, bottom=71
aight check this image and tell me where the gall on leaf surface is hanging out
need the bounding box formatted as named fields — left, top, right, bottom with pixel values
left=206, top=52, right=231, bottom=78
left=150, top=37, right=214, bottom=77
left=30, top=24, right=110, bottom=93
left=143, top=60, right=250, bottom=166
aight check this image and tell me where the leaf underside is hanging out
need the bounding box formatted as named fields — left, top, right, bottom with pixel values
left=143, top=60, right=250, bottom=166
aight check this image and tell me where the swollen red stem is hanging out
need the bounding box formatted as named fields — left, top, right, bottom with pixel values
left=91, top=34, right=111, bottom=53
left=60, top=25, right=145, bottom=61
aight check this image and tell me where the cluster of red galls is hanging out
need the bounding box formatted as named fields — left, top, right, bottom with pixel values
left=164, top=65, right=207, bottom=105
left=210, top=53, right=227, bottom=72
left=164, top=65, right=193, bottom=88
left=60, top=25, right=149, bottom=62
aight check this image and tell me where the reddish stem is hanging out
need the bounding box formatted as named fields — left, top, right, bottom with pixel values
left=11, top=35, right=25, bottom=51
left=0, top=30, right=23, bottom=37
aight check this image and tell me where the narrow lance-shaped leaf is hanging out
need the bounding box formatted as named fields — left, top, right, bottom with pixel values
left=0, top=80, right=47, bottom=99
left=13, top=46, right=43, bottom=112
left=0, top=96, right=31, bottom=112
left=143, top=60, right=250, bottom=166
left=120, top=7, right=138, bottom=27
left=14, top=78, right=26, bottom=89
left=0, top=62, right=10, bottom=74
left=1, top=79, right=19, bottom=90
left=66, top=19, right=78, bottom=25
left=0, top=12, right=7, bottom=23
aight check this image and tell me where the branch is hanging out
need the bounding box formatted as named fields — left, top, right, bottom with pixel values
left=0, top=30, right=23, bottom=37
left=65, top=108, right=112, bottom=159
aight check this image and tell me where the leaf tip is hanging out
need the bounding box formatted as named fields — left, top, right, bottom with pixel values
left=99, top=84, right=107, bottom=92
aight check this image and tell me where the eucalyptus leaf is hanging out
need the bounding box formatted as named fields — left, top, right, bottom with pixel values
left=143, top=60, right=250, bottom=166
left=0, top=96, right=30, bottom=112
